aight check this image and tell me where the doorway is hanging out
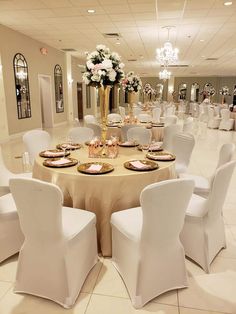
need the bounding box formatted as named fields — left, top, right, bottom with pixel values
left=38, top=75, right=53, bottom=128
left=77, top=82, right=83, bottom=119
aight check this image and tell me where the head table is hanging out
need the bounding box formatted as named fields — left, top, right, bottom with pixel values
left=33, top=146, right=176, bottom=256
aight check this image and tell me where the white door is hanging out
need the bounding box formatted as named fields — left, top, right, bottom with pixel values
left=38, top=75, right=53, bottom=128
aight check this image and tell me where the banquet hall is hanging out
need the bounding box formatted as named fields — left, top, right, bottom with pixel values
left=1, top=0, right=236, bottom=313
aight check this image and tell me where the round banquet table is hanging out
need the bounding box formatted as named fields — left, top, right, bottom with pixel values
left=33, top=146, right=176, bottom=256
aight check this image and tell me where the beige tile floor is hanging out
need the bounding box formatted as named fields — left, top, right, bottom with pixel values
left=0, top=123, right=236, bottom=314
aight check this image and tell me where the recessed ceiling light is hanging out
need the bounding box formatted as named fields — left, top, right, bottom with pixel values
left=140, top=55, right=144, bottom=59
left=201, top=55, right=205, bottom=58
left=87, top=9, right=95, bottom=13
left=224, top=1, right=232, bottom=5
left=116, top=41, right=120, bottom=45
left=200, top=39, right=205, bottom=42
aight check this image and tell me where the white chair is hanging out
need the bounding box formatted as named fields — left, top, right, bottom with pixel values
left=207, top=107, right=221, bottom=129
left=133, top=106, right=142, bottom=117
left=137, top=113, right=152, bottom=123
left=0, top=147, right=31, bottom=196
left=120, top=124, right=139, bottom=142
left=219, top=109, right=234, bottom=131
left=183, top=117, right=194, bottom=133
left=162, top=124, right=182, bottom=151
left=0, top=193, right=24, bottom=263
left=119, top=106, right=126, bottom=119
left=22, top=130, right=52, bottom=165
left=199, top=104, right=209, bottom=123
left=127, top=127, right=152, bottom=145
left=68, top=127, right=94, bottom=143
left=9, top=178, right=98, bottom=308
left=172, top=133, right=195, bottom=175
left=86, top=123, right=102, bottom=138
left=179, top=143, right=235, bottom=198
left=84, top=115, right=98, bottom=125
left=180, top=160, right=236, bottom=273
left=111, top=179, right=194, bottom=308
left=152, top=107, right=161, bottom=123
left=107, top=113, right=122, bottom=123
left=164, top=115, right=178, bottom=126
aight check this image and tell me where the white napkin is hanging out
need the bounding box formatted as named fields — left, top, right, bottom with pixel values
left=51, top=158, right=70, bottom=165
left=130, top=160, right=150, bottom=169
left=87, top=164, right=102, bottom=172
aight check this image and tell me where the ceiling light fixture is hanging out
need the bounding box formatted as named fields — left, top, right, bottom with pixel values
left=156, top=26, right=179, bottom=67
left=87, top=9, right=95, bottom=13
left=200, top=39, right=205, bottom=42
left=159, top=68, right=171, bottom=81
left=224, top=1, right=232, bottom=5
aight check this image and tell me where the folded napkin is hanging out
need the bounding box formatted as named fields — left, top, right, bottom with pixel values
left=155, top=154, right=172, bottom=160
left=130, top=160, right=150, bottom=169
left=51, top=158, right=70, bottom=165
left=149, top=143, right=162, bottom=151
left=87, top=164, right=102, bottom=172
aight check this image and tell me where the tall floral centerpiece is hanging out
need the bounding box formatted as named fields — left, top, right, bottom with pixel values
left=82, top=45, right=124, bottom=142
left=200, top=84, right=216, bottom=103
left=219, top=86, right=231, bottom=105
left=143, top=83, right=154, bottom=101
left=122, top=71, right=142, bottom=118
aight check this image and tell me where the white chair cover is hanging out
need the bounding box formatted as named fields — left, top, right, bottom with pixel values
left=68, top=127, right=94, bottom=143
left=23, top=130, right=51, bottom=165
left=120, top=124, right=139, bottom=142
left=219, top=109, right=234, bottom=131
left=183, top=117, right=194, bottom=133
left=180, top=160, right=236, bottom=273
left=107, top=113, right=122, bottom=123
left=86, top=123, right=102, bottom=138
left=137, top=113, right=152, bottom=123
left=133, top=107, right=142, bottom=117
left=162, top=124, right=182, bottom=151
left=119, top=106, right=126, bottom=119
left=152, top=107, right=161, bottom=123
left=9, top=178, right=98, bottom=308
left=111, top=179, right=194, bottom=308
left=84, top=115, right=97, bottom=125
left=0, top=193, right=24, bottom=263
left=172, top=133, right=195, bottom=175
left=179, top=143, right=235, bottom=198
left=127, top=127, right=152, bottom=145
left=207, top=107, right=221, bottom=129
left=164, top=115, right=178, bottom=126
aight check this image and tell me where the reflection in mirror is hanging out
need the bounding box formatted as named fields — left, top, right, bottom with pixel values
left=54, top=64, right=64, bottom=113
left=13, top=53, right=31, bottom=119
left=156, top=83, right=163, bottom=100
left=178, top=83, right=187, bottom=101
left=190, top=82, right=200, bottom=102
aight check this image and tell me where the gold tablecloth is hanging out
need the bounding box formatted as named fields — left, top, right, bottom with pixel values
left=33, top=147, right=176, bottom=256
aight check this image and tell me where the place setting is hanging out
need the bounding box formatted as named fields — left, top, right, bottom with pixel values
left=43, top=157, right=79, bottom=168
left=146, top=151, right=176, bottom=161
left=124, top=159, right=159, bottom=171
left=39, top=149, right=70, bottom=158
left=77, top=162, right=114, bottom=175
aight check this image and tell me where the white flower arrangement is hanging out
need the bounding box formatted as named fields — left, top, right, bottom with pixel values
left=82, top=45, right=125, bottom=87
left=200, top=83, right=216, bottom=97
left=219, top=86, right=231, bottom=96
left=122, top=71, right=142, bottom=93
left=143, top=83, right=155, bottom=95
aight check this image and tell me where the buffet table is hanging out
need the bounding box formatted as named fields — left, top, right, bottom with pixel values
left=33, top=146, right=176, bottom=256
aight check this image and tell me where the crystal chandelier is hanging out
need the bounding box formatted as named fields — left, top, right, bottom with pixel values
left=156, top=26, right=179, bottom=66
left=159, top=68, right=171, bottom=81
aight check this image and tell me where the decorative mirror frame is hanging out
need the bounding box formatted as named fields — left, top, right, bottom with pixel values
left=190, top=82, right=200, bottom=102
left=54, top=64, right=64, bottom=113
left=13, top=53, right=31, bottom=119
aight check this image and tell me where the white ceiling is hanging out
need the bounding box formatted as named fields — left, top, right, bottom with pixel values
left=1, top=0, right=236, bottom=77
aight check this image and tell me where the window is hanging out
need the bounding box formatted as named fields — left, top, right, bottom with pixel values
left=54, top=64, right=64, bottom=113
left=13, top=53, right=31, bottom=119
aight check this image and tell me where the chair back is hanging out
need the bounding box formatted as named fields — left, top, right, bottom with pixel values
left=207, top=161, right=236, bottom=220
left=163, top=124, right=182, bottom=151
left=183, top=117, right=193, bottom=133
left=68, top=127, right=94, bottom=143
left=152, top=107, right=161, bottom=123
left=140, top=179, right=194, bottom=249
left=120, top=124, right=139, bottom=142
left=127, top=127, right=152, bottom=145
left=23, top=130, right=51, bottom=165
left=221, top=109, right=230, bottom=120
left=133, top=107, right=142, bottom=117
left=137, top=113, right=152, bottom=123
left=119, top=106, right=126, bottom=119
left=172, top=133, right=195, bottom=171
left=165, top=115, right=178, bottom=126
left=216, top=143, right=235, bottom=169
left=208, top=107, right=215, bottom=119
left=86, top=123, right=102, bottom=138
left=107, top=113, right=122, bottom=123
left=9, top=178, right=63, bottom=243
left=84, top=115, right=97, bottom=125
left=0, top=146, right=13, bottom=187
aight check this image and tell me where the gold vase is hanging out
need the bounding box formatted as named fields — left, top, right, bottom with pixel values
left=221, top=95, right=225, bottom=105
left=128, top=92, right=136, bottom=119
left=99, top=85, right=111, bottom=142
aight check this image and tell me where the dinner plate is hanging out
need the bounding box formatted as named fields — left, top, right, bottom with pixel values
left=137, top=143, right=163, bottom=152
left=43, top=157, right=78, bottom=168
left=39, top=149, right=70, bottom=158
left=118, top=141, right=139, bottom=147
left=56, top=143, right=81, bottom=150
left=146, top=151, right=176, bottom=161
left=124, top=159, right=159, bottom=171
left=77, top=162, right=114, bottom=175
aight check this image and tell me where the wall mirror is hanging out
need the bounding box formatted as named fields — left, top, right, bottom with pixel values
left=156, top=83, right=164, bottom=100
left=54, top=64, right=64, bottom=113
left=178, top=83, right=187, bottom=100
left=13, top=53, right=31, bottom=119
left=190, top=82, right=200, bottom=102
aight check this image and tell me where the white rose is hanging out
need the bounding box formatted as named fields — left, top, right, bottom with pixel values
left=91, top=73, right=101, bottom=82
left=101, top=59, right=113, bottom=70
left=98, top=70, right=106, bottom=76
left=108, top=69, right=117, bottom=82
left=119, top=63, right=125, bottom=69
left=86, top=60, right=94, bottom=70
left=90, top=51, right=99, bottom=58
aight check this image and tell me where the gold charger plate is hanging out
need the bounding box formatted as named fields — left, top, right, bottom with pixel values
left=43, top=157, right=78, bottom=168
left=39, top=149, right=70, bottom=158
left=118, top=141, right=139, bottom=147
left=124, top=159, right=159, bottom=171
left=77, top=162, right=114, bottom=175
left=56, top=143, right=81, bottom=150
left=146, top=151, right=175, bottom=161
left=137, top=144, right=163, bottom=152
